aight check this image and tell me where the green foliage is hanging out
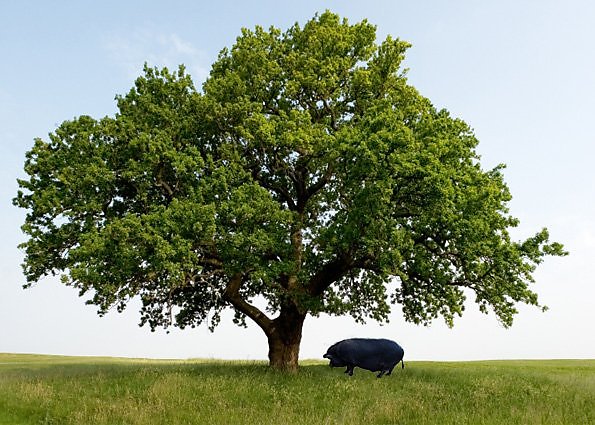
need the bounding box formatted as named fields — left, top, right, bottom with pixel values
left=14, top=11, right=566, bottom=336
left=1, top=355, right=593, bottom=425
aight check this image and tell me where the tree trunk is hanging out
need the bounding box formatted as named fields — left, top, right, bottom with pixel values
left=267, top=303, right=306, bottom=372
left=223, top=273, right=308, bottom=372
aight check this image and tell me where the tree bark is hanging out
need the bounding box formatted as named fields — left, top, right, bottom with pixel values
left=267, top=302, right=306, bottom=372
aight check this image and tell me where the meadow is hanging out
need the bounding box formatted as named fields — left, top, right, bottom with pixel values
left=0, top=354, right=593, bottom=424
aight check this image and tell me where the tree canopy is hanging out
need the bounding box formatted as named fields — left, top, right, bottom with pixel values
left=14, top=11, right=565, bottom=369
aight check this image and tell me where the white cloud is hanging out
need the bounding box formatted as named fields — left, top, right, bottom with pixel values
left=104, top=28, right=209, bottom=85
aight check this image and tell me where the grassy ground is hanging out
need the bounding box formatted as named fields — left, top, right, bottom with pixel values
left=0, top=354, right=593, bottom=424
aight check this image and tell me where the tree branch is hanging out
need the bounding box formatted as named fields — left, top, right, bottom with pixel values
left=307, top=254, right=354, bottom=297
left=155, top=166, right=174, bottom=200
left=197, top=257, right=224, bottom=269
left=322, top=98, right=338, bottom=131
left=253, top=173, right=298, bottom=211
left=223, top=272, right=274, bottom=334
left=305, top=164, right=333, bottom=201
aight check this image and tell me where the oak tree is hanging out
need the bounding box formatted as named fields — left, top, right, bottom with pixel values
left=15, top=12, right=565, bottom=370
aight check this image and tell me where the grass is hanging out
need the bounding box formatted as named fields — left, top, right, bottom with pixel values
left=0, top=354, right=593, bottom=424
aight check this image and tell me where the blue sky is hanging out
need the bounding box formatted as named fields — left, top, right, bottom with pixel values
left=1, top=0, right=594, bottom=360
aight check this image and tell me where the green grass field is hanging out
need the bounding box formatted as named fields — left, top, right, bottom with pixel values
left=0, top=354, right=593, bottom=424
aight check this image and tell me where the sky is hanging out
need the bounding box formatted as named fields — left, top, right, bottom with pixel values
left=1, top=0, right=594, bottom=361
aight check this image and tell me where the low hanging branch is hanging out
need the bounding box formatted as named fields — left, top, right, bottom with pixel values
left=222, top=273, right=274, bottom=335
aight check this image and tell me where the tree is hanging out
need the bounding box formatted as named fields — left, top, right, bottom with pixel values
left=14, top=12, right=565, bottom=371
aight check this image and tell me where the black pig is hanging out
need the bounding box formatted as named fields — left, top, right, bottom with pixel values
left=323, top=338, right=405, bottom=378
